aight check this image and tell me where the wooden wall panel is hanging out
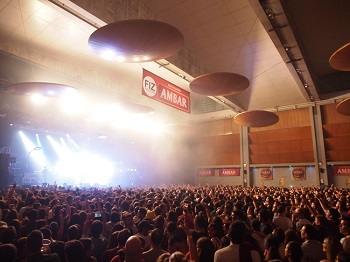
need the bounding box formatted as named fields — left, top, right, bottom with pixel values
left=321, top=103, right=350, bottom=124
left=250, top=107, right=311, bottom=132
left=249, top=132, right=269, bottom=143
left=325, top=137, right=350, bottom=149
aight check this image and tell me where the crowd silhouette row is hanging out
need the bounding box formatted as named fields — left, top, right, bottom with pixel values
left=1, top=183, right=350, bottom=262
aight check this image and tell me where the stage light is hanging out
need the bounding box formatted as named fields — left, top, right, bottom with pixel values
left=31, top=94, right=47, bottom=105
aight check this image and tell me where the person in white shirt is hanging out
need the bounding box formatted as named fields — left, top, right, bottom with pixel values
left=273, top=205, right=293, bottom=232
left=214, top=220, right=261, bottom=262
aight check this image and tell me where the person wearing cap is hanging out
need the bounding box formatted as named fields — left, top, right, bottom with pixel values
left=122, top=212, right=138, bottom=235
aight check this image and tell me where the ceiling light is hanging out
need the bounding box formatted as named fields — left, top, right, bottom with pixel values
left=88, top=19, right=184, bottom=63
left=189, top=72, right=250, bottom=96
left=283, top=44, right=291, bottom=52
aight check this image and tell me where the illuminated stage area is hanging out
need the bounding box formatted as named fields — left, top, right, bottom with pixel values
left=4, top=126, right=196, bottom=188
left=10, top=130, right=137, bottom=187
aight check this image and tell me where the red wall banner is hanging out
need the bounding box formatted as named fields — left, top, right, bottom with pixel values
left=331, top=166, right=350, bottom=176
left=142, top=69, right=190, bottom=113
left=197, top=168, right=215, bottom=176
left=219, top=168, right=240, bottom=176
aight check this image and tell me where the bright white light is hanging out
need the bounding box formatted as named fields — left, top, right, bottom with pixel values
left=132, top=56, right=140, bottom=62
left=116, top=55, right=126, bottom=62
left=19, top=131, right=46, bottom=168
left=55, top=151, right=114, bottom=185
left=60, top=93, right=86, bottom=114
left=31, top=94, right=47, bottom=105
left=100, top=49, right=116, bottom=60
left=47, top=135, right=69, bottom=158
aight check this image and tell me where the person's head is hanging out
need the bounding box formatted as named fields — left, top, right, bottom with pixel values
left=150, top=228, right=164, bottom=246
left=272, top=228, right=285, bottom=246
left=110, top=211, right=120, bottom=223
left=27, top=209, right=38, bottom=222
left=168, top=251, right=187, bottom=262
left=229, top=220, right=246, bottom=244
left=0, top=243, right=17, bottom=262
left=65, top=240, right=85, bottom=262
left=80, top=238, right=94, bottom=259
left=118, top=228, right=132, bottom=247
left=168, top=234, right=187, bottom=255
left=196, top=237, right=215, bottom=262
left=285, top=241, right=303, bottom=262
left=154, top=215, right=165, bottom=230
left=125, top=236, right=143, bottom=262
left=314, top=214, right=328, bottom=226
left=26, top=230, right=43, bottom=254
left=138, top=220, right=151, bottom=236
left=323, top=236, right=343, bottom=261
left=123, top=212, right=134, bottom=229
left=300, top=224, right=317, bottom=241
left=39, top=227, right=52, bottom=241
left=137, top=207, right=147, bottom=219
left=67, top=224, right=80, bottom=240
left=340, top=217, right=350, bottom=236
left=277, top=205, right=286, bottom=215
left=90, top=220, right=103, bottom=238
left=284, top=229, right=300, bottom=246
left=264, top=233, right=281, bottom=261
left=1, top=226, right=17, bottom=244
left=337, top=251, right=350, bottom=262
left=326, top=208, right=340, bottom=221
left=258, top=209, right=272, bottom=223
left=166, top=221, right=177, bottom=237
left=207, top=223, right=219, bottom=238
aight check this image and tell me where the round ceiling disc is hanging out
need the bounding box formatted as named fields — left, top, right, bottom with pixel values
left=189, top=72, right=249, bottom=96
left=336, top=98, right=350, bottom=115
left=8, top=82, right=77, bottom=97
left=234, top=110, right=279, bottom=127
left=88, top=19, right=184, bottom=63
left=329, top=42, right=350, bottom=71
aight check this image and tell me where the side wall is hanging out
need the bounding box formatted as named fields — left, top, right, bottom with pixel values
left=195, top=104, right=350, bottom=187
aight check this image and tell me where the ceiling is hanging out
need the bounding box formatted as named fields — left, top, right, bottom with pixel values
left=0, top=0, right=349, bottom=137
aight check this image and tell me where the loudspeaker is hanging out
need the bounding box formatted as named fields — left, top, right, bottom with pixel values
left=0, top=154, right=10, bottom=170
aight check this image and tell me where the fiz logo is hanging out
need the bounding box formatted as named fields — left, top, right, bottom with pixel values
left=143, top=76, right=156, bottom=97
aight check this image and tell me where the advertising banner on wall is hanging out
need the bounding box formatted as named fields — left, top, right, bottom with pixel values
left=142, top=69, right=190, bottom=113
left=279, top=177, right=285, bottom=187
left=331, top=166, right=350, bottom=176
left=260, top=168, right=273, bottom=180
left=197, top=168, right=215, bottom=176
left=291, top=167, right=306, bottom=181
left=218, top=168, right=240, bottom=176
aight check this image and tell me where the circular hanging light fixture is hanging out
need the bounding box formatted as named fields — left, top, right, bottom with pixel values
left=189, top=72, right=249, bottom=96
left=329, top=42, right=350, bottom=71
left=88, top=19, right=184, bottom=63
left=234, top=110, right=279, bottom=127
left=336, top=98, right=350, bottom=115
left=7, top=82, right=77, bottom=97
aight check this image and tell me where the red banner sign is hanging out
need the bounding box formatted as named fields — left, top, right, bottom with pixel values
left=197, top=169, right=215, bottom=176
left=219, top=168, right=240, bottom=176
left=142, top=69, right=190, bottom=113
left=332, top=166, right=350, bottom=176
